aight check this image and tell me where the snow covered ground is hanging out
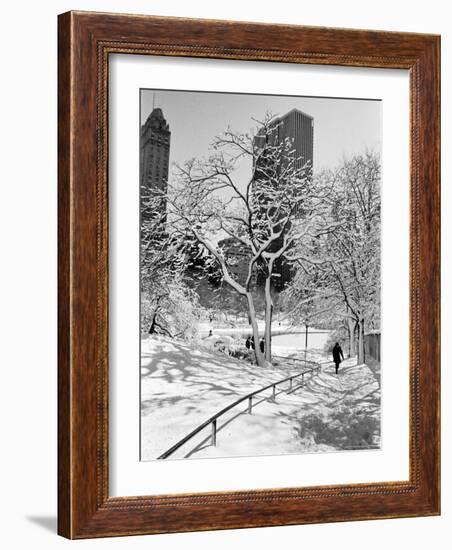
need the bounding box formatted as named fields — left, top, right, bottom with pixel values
left=140, top=336, right=380, bottom=461
left=198, top=319, right=330, bottom=342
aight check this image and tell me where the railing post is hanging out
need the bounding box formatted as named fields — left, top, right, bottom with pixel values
left=301, top=373, right=304, bottom=386
left=248, top=396, right=253, bottom=414
left=289, top=377, right=293, bottom=390
left=211, top=419, right=217, bottom=446
left=272, top=384, right=276, bottom=400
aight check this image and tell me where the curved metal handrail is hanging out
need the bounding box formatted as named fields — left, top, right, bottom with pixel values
left=272, top=354, right=319, bottom=366
left=157, top=357, right=321, bottom=459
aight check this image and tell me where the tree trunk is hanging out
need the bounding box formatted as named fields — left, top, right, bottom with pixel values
left=264, top=275, right=273, bottom=362
left=347, top=316, right=356, bottom=358
left=361, top=318, right=366, bottom=363
left=148, top=312, right=157, bottom=334
left=245, top=292, right=265, bottom=367
left=357, top=318, right=365, bottom=364
left=149, top=296, right=163, bottom=335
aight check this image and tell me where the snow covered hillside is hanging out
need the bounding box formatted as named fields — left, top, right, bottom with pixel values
left=140, top=336, right=380, bottom=461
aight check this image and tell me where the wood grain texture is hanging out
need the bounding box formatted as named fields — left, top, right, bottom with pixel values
left=57, top=10, right=72, bottom=538
left=57, top=10, right=440, bottom=539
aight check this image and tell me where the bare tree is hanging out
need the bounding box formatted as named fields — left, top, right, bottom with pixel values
left=282, top=151, right=381, bottom=364
left=140, top=188, right=203, bottom=340
left=157, top=115, right=335, bottom=366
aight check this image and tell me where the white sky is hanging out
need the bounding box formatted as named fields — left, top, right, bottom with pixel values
left=140, top=89, right=381, bottom=184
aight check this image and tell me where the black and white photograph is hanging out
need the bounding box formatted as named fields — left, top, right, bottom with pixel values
left=140, top=89, right=382, bottom=461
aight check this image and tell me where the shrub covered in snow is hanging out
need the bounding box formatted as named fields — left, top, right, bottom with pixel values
left=297, top=406, right=380, bottom=450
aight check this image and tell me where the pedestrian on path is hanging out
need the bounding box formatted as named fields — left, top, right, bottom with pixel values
left=245, top=335, right=255, bottom=350
left=332, top=342, right=344, bottom=375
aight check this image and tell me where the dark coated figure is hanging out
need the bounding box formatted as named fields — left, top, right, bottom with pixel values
left=332, top=342, right=344, bottom=374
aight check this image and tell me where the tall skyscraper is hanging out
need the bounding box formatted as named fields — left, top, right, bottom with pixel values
left=140, top=107, right=171, bottom=222
left=253, top=108, right=314, bottom=177
left=276, top=108, right=313, bottom=172
left=253, top=108, right=314, bottom=290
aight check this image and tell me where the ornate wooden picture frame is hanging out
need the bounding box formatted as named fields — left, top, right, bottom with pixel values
left=58, top=11, right=440, bottom=539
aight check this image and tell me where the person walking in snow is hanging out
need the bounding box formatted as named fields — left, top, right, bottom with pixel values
left=332, top=342, right=344, bottom=375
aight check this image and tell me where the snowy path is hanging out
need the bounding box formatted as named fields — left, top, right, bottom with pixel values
left=140, top=336, right=380, bottom=461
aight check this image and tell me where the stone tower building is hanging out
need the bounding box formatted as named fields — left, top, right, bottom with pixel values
left=140, top=107, right=171, bottom=222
